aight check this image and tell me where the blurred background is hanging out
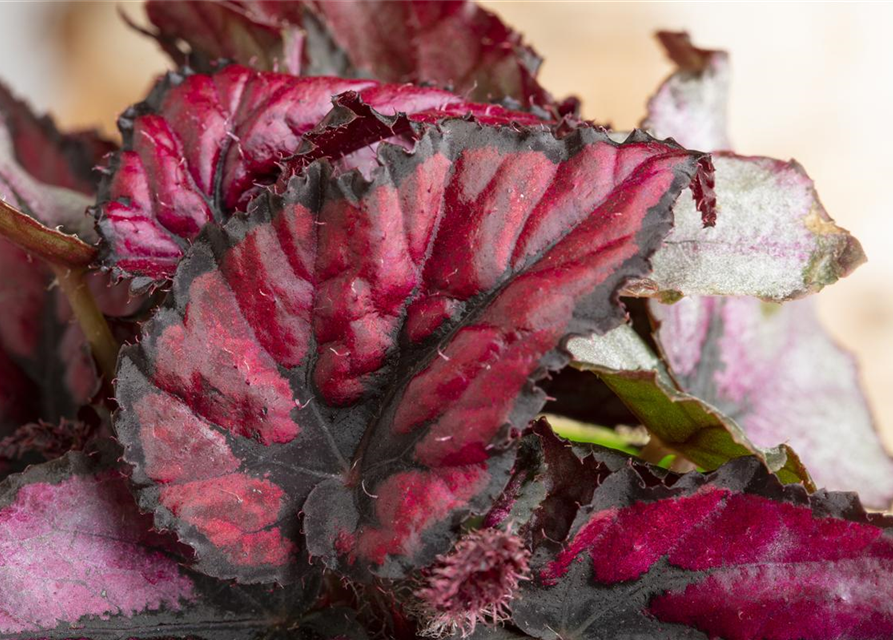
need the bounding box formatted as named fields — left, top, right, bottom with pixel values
left=1, top=3, right=891, bottom=445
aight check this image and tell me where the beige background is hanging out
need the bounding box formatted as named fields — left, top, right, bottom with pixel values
left=1, top=3, right=891, bottom=446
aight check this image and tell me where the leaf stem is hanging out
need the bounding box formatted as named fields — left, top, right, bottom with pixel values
left=639, top=436, right=674, bottom=465
left=0, top=198, right=119, bottom=382
left=0, top=199, right=96, bottom=267
left=51, top=265, right=119, bottom=383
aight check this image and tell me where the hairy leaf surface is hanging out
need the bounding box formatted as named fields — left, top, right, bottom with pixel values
left=652, top=296, right=893, bottom=507
left=143, top=0, right=558, bottom=109
left=94, top=64, right=543, bottom=285
left=0, top=452, right=317, bottom=639
left=633, top=33, right=865, bottom=301
left=509, top=425, right=893, bottom=640
left=635, top=32, right=884, bottom=502
left=114, top=121, right=709, bottom=584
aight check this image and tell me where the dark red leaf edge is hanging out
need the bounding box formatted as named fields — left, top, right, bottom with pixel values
left=281, top=89, right=549, bottom=181
left=0, top=80, right=115, bottom=195
left=142, top=0, right=562, bottom=112
left=0, top=450, right=319, bottom=639
left=112, top=119, right=709, bottom=585
left=504, top=424, right=893, bottom=640
left=92, top=64, right=544, bottom=288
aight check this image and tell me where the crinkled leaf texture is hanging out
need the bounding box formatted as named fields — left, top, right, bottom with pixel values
left=94, top=64, right=543, bottom=286
left=0, top=452, right=318, bottom=639
left=144, top=0, right=559, bottom=110
left=652, top=296, right=893, bottom=508
left=114, top=120, right=709, bottom=584
left=567, top=325, right=812, bottom=486
left=505, top=424, right=893, bottom=640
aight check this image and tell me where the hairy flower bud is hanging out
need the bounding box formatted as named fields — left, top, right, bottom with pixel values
left=414, top=528, right=531, bottom=638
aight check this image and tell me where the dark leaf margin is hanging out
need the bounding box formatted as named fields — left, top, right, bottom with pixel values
left=113, top=119, right=711, bottom=585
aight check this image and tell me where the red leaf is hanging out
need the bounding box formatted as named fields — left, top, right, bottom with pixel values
left=94, top=65, right=544, bottom=285
left=143, top=0, right=560, bottom=110
left=0, top=452, right=317, bottom=638
left=0, top=81, right=115, bottom=195
left=114, top=120, right=708, bottom=584
left=508, top=425, right=893, bottom=640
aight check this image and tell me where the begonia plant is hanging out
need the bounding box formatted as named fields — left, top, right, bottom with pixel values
left=0, top=4, right=889, bottom=639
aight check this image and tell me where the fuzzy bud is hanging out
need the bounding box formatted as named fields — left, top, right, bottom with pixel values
left=415, top=528, right=530, bottom=638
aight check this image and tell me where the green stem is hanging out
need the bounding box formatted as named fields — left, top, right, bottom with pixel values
left=51, top=265, right=119, bottom=384
left=0, top=198, right=119, bottom=382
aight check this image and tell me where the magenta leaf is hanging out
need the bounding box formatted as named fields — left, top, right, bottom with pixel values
left=93, top=64, right=543, bottom=286
left=507, top=424, right=893, bottom=640
left=113, top=120, right=709, bottom=584
left=0, top=451, right=319, bottom=639
left=651, top=296, right=893, bottom=508
left=143, top=0, right=560, bottom=110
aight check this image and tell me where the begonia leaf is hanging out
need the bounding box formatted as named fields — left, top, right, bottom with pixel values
left=635, top=33, right=865, bottom=302
left=113, top=120, right=710, bottom=584
left=568, top=324, right=812, bottom=486
left=143, top=0, right=559, bottom=110
left=651, top=296, right=893, bottom=508
left=641, top=32, right=730, bottom=152
left=507, top=424, right=893, bottom=640
left=632, top=32, right=883, bottom=503
left=93, top=64, right=543, bottom=286
left=282, top=90, right=545, bottom=180
left=0, top=452, right=318, bottom=639
left=0, top=81, right=115, bottom=196
left=0, top=96, right=118, bottom=436
left=642, top=153, right=865, bottom=302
